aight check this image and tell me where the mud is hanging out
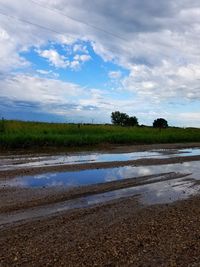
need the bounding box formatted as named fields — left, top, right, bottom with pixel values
left=1, top=143, right=200, bottom=266
left=0, top=172, right=192, bottom=214
left=1, top=153, right=200, bottom=180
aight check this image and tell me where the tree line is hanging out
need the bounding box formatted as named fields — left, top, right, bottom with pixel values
left=111, top=111, right=168, bottom=128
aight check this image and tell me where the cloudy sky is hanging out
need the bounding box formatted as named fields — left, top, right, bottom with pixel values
left=0, top=0, right=200, bottom=126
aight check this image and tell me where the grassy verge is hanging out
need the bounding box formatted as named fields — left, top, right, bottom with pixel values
left=0, top=120, right=200, bottom=149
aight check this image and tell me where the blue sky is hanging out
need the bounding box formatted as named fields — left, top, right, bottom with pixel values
left=20, top=41, right=129, bottom=90
left=0, top=0, right=200, bottom=126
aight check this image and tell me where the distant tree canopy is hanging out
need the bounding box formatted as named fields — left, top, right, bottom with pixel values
left=153, top=118, right=168, bottom=129
left=126, top=116, right=139, bottom=126
left=111, top=111, right=138, bottom=126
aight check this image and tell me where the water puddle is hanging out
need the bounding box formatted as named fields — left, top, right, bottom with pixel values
left=1, top=151, right=200, bottom=227
left=2, top=160, right=200, bottom=189
left=1, top=147, right=200, bottom=171
left=1, top=174, right=199, bottom=227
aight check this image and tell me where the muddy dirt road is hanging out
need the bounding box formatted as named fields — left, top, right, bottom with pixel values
left=1, top=143, right=200, bottom=266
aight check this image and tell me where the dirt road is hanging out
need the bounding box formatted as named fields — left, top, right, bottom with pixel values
left=1, top=143, right=200, bottom=266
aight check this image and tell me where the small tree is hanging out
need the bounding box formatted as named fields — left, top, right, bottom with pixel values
left=125, top=116, right=138, bottom=127
left=153, top=118, right=168, bottom=129
left=111, top=111, right=138, bottom=127
left=111, top=111, right=129, bottom=126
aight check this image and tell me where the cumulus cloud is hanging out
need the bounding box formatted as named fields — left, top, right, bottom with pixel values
left=122, top=62, right=200, bottom=102
left=0, top=73, right=159, bottom=123
left=37, top=48, right=91, bottom=70
left=73, top=54, right=91, bottom=63
left=73, top=44, right=88, bottom=54
left=0, top=0, right=200, bottom=125
left=0, top=74, right=111, bottom=121
left=71, top=54, right=91, bottom=69
left=38, top=49, right=69, bottom=68
left=0, top=27, right=28, bottom=72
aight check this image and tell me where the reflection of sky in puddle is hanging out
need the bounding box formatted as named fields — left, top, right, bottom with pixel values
left=1, top=160, right=200, bottom=227
left=1, top=176, right=200, bottom=227
left=2, top=160, right=200, bottom=189
left=1, top=148, right=200, bottom=171
left=81, top=177, right=199, bottom=206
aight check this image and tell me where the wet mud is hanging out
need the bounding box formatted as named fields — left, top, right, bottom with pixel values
left=1, top=143, right=200, bottom=266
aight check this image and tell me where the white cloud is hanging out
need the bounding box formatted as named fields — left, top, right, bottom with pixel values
left=69, top=60, right=80, bottom=70
left=108, top=71, right=122, bottom=79
left=1, top=73, right=200, bottom=126
left=74, top=54, right=91, bottom=62
left=0, top=27, right=28, bottom=72
left=0, top=73, right=153, bottom=122
left=36, top=69, right=59, bottom=78
left=0, top=0, right=200, bottom=125
left=166, top=112, right=200, bottom=127
left=37, top=48, right=91, bottom=70
left=70, top=54, right=91, bottom=69
left=0, top=74, right=82, bottom=104
left=36, top=69, right=51, bottom=75
left=73, top=44, right=88, bottom=54
left=122, top=62, right=200, bottom=102
left=38, top=49, right=69, bottom=68
left=0, top=74, right=111, bottom=120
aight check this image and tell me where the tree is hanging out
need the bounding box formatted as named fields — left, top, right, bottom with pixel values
left=125, top=116, right=138, bottom=126
left=153, top=118, right=168, bottom=129
left=111, top=111, right=129, bottom=126
left=111, top=111, right=138, bottom=126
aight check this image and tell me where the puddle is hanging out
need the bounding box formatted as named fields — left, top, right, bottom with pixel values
left=1, top=148, right=200, bottom=171
left=1, top=174, right=199, bottom=227
left=1, top=153, right=200, bottom=227
left=2, top=160, right=200, bottom=189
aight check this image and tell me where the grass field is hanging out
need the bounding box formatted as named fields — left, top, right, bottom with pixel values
left=0, top=120, right=200, bottom=149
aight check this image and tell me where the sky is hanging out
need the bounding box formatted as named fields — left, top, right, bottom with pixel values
left=0, top=0, right=200, bottom=127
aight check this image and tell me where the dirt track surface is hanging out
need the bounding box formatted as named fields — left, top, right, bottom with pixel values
left=1, top=142, right=200, bottom=155
left=1, top=195, right=200, bottom=267
left=1, top=143, right=200, bottom=266
left=1, top=143, right=200, bottom=179
left=0, top=172, right=188, bottom=213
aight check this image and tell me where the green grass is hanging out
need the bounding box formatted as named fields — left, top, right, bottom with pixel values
left=0, top=120, right=200, bottom=149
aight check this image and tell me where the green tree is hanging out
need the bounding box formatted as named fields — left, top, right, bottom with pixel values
left=111, top=111, right=138, bottom=126
left=111, top=111, right=122, bottom=125
left=153, top=118, right=168, bottom=129
left=111, top=111, right=129, bottom=126
left=125, top=116, right=138, bottom=126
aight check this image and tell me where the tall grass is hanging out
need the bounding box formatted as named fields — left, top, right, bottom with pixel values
left=0, top=117, right=6, bottom=134
left=0, top=120, right=200, bottom=149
